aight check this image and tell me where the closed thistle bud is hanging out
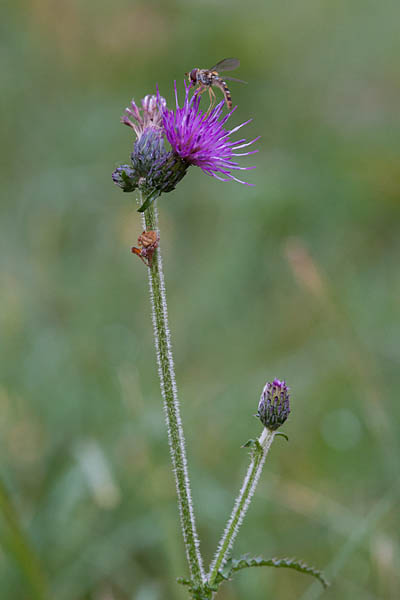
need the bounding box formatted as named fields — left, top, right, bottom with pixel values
left=257, top=379, right=290, bottom=431
left=112, top=164, right=139, bottom=192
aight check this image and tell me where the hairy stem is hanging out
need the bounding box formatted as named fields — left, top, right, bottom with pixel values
left=140, top=197, right=205, bottom=585
left=208, top=428, right=275, bottom=586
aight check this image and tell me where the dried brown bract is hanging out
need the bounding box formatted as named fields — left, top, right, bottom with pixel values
left=131, top=230, right=160, bottom=267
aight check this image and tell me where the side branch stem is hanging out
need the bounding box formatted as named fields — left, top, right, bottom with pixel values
left=208, top=428, right=275, bottom=586
left=141, top=198, right=205, bottom=585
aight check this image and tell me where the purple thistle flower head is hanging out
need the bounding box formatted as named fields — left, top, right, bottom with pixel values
left=161, top=82, right=259, bottom=185
left=257, top=379, right=291, bottom=431
left=113, top=82, right=259, bottom=210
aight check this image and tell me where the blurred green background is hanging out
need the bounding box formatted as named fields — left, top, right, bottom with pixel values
left=1, top=0, right=399, bottom=598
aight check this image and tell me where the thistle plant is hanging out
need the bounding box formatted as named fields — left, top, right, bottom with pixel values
left=112, top=81, right=328, bottom=599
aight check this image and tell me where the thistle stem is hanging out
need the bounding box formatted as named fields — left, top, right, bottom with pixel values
left=208, top=428, right=275, bottom=586
left=140, top=196, right=205, bottom=585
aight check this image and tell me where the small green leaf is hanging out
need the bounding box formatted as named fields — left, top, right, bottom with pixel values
left=216, top=554, right=329, bottom=589
left=241, top=439, right=257, bottom=448
left=137, top=191, right=160, bottom=212
left=177, top=578, right=215, bottom=599
left=242, top=438, right=262, bottom=451
left=219, top=558, right=233, bottom=580
left=275, top=431, right=289, bottom=441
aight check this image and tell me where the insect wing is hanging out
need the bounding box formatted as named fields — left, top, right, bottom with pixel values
left=223, top=75, right=248, bottom=84
left=210, top=57, right=240, bottom=72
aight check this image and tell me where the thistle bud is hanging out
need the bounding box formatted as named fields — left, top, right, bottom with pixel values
left=113, top=112, right=188, bottom=206
left=257, top=379, right=290, bottom=431
left=112, top=164, right=139, bottom=192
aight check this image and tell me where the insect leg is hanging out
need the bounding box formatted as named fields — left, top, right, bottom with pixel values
left=194, top=83, right=207, bottom=98
left=210, top=87, right=216, bottom=109
left=205, top=87, right=216, bottom=116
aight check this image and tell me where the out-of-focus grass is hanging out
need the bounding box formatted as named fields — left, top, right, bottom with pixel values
left=1, top=0, right=399, bottom=598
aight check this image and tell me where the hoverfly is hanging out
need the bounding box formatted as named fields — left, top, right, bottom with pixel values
left=186, top=58, right=246, bottom=111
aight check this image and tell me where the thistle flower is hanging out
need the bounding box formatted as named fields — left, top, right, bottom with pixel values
left=121, top=94, right=166, bottom=139
left=257, top=379, right=290, bottom=431
left=113, top=93, right=188, bottom=207
left=162, top=82, right=259, bottom=185
left=112, top=82, right=259, bottom=210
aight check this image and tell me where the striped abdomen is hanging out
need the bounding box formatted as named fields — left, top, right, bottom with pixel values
left=215, top=78, right=232, bottom=109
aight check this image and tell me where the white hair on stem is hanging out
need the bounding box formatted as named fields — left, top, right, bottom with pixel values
left=208, top=428, right=275, bottom=584
left=141, top=200, right=205, bottom=583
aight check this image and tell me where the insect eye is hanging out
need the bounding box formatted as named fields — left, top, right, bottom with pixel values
left=190, top=69, right=198, bottom=83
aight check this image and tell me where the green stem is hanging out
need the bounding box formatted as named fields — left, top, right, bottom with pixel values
left=208, top=428, right=275, bottom=586
left=0, top=477, right=49, bottom=600
left=141, top=197, right=205, bottom=585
